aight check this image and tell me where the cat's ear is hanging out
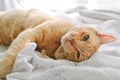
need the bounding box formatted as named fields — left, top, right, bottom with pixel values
left=99, top=34, right=116, bottom=44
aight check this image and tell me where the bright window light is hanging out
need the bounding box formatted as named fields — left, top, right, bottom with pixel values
left=23, top=0, right=77, bottom=11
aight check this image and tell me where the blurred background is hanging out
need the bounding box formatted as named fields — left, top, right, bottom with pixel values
left=0, top=0, right=120, bottom=12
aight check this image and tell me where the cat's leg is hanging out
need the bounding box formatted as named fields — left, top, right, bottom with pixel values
left=0, top=31, right=2, bottom=45
left=0, top=29, right=37, bottom=78
left=0, top=37, right=2, bottom=44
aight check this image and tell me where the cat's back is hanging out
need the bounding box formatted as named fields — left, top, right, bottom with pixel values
left=0, top=9, right=53, bottom=45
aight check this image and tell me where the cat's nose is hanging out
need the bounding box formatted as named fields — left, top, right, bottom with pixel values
left=70, top=38, right=80, bottom=45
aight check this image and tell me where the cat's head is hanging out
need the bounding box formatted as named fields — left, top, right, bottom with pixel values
left=55, top=27, right=116, bottom=62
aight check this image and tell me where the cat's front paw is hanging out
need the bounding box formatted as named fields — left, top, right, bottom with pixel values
left=0, top=60, right=13, bottom=78
left=41, top=49, right=50, bottom=58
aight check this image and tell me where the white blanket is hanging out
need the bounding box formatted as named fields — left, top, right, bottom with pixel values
left=0, top=10, right=120, bottom=80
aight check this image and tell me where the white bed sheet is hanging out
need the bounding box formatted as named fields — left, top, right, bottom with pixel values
left=0, top=10, right=120, bottom=80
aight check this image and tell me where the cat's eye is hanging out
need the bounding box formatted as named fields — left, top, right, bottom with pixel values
left=77, top=51, right=80, bottom=59
left=83, top=35, right=89, bottom=41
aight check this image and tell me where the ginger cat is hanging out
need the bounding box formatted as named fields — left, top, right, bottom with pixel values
left=0, top=9, right=116, bottom=78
